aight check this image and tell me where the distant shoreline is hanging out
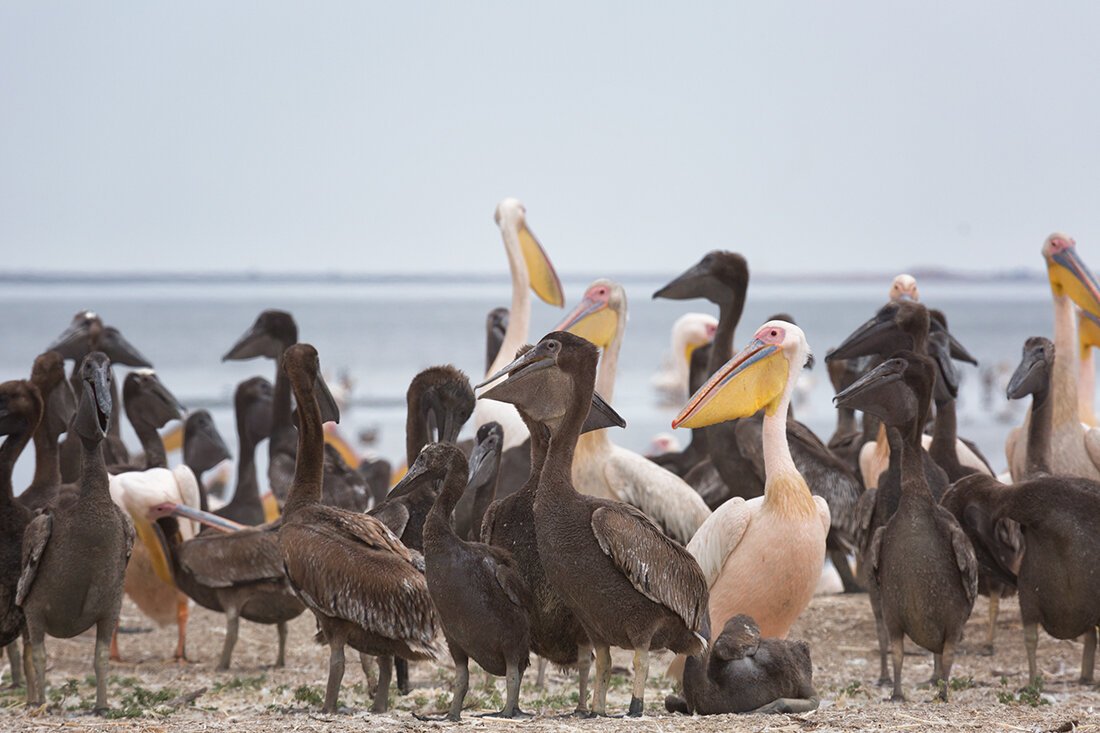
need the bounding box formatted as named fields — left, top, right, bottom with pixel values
left=0, top=268, right=1045, bottom=286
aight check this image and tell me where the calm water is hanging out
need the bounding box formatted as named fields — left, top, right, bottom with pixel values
left=0, top=276, right=1062, bottom=492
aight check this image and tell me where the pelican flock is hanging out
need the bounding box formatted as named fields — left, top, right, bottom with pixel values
left=5, top=200, right=1100, bottom=725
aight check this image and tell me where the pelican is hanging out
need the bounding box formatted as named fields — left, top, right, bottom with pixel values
left=889, top=273, right=920, bottom=302
left=852, top=277, right=990, bottom=488
left=1006, top=234, right=1100, bottom=480
left=107, top=465, right=202, bottom=662
left=474, top=198, right=564, bottom=455
left=554, top=280, right=710, bottom=543
left=673, top=321, right=829, bottom=641
left=1077, top=308, right=1100, bottom=426
left=651, top=313, right=718, bottom=406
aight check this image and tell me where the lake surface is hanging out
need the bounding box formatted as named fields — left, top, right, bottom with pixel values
left=0, top=276, right=1063, bottom=493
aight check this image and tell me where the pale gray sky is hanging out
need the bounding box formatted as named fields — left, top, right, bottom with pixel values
left=2, top=2, right=1099, bottom=275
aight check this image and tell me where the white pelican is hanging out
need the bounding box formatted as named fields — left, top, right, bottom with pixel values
left=1007, top=234, right=1100, bottom=480
left=554, top=279, right=711, bottom=544
left=108, top=466, right=201, bottom=661
left=651, top=313, right=718, bottom=406
left=888, top=273, right=920, bottom=302
left=674, top=321, right=829, bottom=640
left=474, top=198, right=564, bottom=452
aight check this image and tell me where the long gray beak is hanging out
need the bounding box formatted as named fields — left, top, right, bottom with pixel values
left=581, top=391, right=627, bottom=433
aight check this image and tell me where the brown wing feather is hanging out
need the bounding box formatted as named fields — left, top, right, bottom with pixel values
left=479, top=498, right=503, bottom=545
left=369, top=500, right=410, bottom=538
left=855, top=488, right=877, bottom=550
left=179, top=526, right=285, bottom=587
left=478, top=544, right=531, bottom=609
left=16, top=514, right=52, bottom=606
left=590, top=504, right=708, bottom=632
left=281, top=508, right=438, bottom=655
left=939, top=506, right=979, bottom=605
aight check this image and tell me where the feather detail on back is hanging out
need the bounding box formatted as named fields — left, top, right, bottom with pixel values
left=590, top=503, right=708, bottom=632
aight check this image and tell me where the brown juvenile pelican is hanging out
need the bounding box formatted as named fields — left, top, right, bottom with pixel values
left=19, top=352, right=76, bottom=513
left=223, top=310, right=368, bottom=512
left=654, top=251, right=755, bottom=502
left=422, top=443, right=532, bottom=720
left=211, top=377, right=272, bottom=524
left=277, top=344, right=439, bottom=714
left=0, top=379, right=43, bottom=690
left=19, top=353, right=135, bottom=712
left=834, top=353, right=977, bottom=702
left=148, top=501, right=305, bottom=671
left=555, top=279, right=711, bottom=544
left=479, top=348, right=626, bottom=715
left=480, top=331, right=707, bottom=716
left=182, top=410, right=233, bottom=510
left=48, top=311, right=151, bottom=479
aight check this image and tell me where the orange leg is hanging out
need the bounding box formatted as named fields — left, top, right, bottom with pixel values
left=174, top=598, right=189, bottom=663
left=109, top=622, right=122, bottom=662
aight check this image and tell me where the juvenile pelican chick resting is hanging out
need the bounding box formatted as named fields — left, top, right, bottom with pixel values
left=673, top=321, right=829, bottom=641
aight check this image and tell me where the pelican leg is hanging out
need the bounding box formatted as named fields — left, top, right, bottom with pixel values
left=535, top=656, right=547, bottom=689
left=109, top=623, right=121, bottom=662
left=30, top=641, right=46, bottom=707
left=358, top=653, right=376, bottom=692
left=1024, top=622, right=1040, bottom=685
left=371, top=655, right=392, bottom=713
left=872, top=601, right=891, bottom=685
left=93, top=617, right=113, bottom=713
left=22, top=638, right=35, bottom=701
left=1081, top=627, right=1097, bottom=684
left=984, top=590, right=1000, bottom=656
left=174, top=598, right=189, bottom=663
left=591, top=645, right=612, bottom=716
left=628, top=646, right=649, bottom=716
left=4, top=642, right=21, bottom=688
left=217, top=603, right=240, bottom=671
left=830, top=550, right=863, bottom=593
left=447, top=652, right=469, bottom=721
left=323, top=628, right=348, bottom=713
left=574, top=645, right=591, bottom=715
left=938, top=640, right=957, bottom=702
left=395, top=657, right=410, bottom=694
left=888, top=633, right=905, bottom=702
left=274, top=621, right=288, bottom=668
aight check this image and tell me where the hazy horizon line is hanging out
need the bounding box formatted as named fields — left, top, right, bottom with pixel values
left=0, top=266, right=1045, bottom=285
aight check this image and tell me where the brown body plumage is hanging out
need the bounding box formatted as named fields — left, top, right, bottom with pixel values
left=422, top=443, right=531, bottom=720
left=480, top=332, right=707, bottom=716
left=19, top=352, right=75, bottom=513
left=277, top=344, right=439, bottom=714
left=152, top=506, right=304, bottom=670
left=19, top=352, right=135, bottom=711
left=667, top=614, right=817, bottom=715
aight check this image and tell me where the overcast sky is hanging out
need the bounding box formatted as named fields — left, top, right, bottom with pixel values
left=3, top=3, right=1100, bottom=275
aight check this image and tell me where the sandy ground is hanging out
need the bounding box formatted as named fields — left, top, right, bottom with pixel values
left=1, top=591, right=1095, bottom=732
